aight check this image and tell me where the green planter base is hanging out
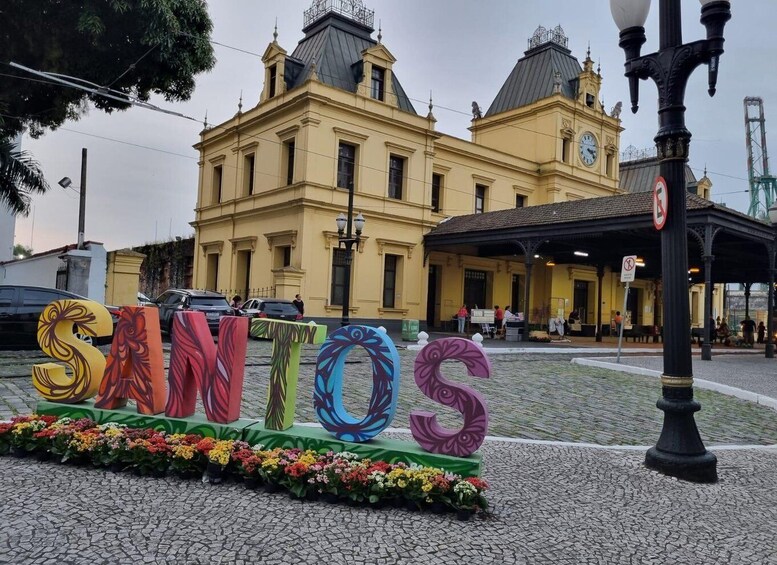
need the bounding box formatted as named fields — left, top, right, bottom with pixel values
left=242, top=423, right=481, bottom=476
left=35, top=400, right=255, bottom=440
left=34, top=400, right=482, bottom=476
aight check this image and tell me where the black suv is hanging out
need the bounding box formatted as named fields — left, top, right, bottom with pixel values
left=0, top=285, right=120, bottom=350
left=152, top=289, right=233, bottom=335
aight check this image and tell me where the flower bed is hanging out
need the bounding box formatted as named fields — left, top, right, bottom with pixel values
left=0, top=414, right=489, bottom=518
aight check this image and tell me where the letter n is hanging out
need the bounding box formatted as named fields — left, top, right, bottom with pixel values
left=165, top=311, right=248, bottom=424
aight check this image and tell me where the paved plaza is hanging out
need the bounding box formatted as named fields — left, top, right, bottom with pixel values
left=1, top=335, right=776, bottom=563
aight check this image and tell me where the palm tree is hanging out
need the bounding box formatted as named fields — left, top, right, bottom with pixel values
left=0, top=137, right=49, bottom=216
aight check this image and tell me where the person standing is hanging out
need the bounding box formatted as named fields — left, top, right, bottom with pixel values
left=741, top=316, right=756, bottom=345
left=457, top=304, right=468, bottom=334
left=494, top=305, right=504, bottom=337
left=614, top=311, right=623, bottom=336
left=230, top=295, right=242, bottom=314
left=757, top=321, right=766, bottom=344
left=293, top=294, right=305, bottom=317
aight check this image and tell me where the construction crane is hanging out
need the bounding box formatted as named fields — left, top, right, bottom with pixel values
left=744, top=96, right=777, bottom=217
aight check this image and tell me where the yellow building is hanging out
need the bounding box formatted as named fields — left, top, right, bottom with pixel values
left=192, top=1, right=719, bottom=333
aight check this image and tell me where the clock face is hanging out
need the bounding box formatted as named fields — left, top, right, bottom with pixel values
left=579, top=132, right=598, bottom=166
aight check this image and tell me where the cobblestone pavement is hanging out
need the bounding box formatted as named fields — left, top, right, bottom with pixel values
left=2, top=338, right=777, bottom=563
left=1, top=441, right=776, bottom=564
left=1, top=339, right=776, bottom=446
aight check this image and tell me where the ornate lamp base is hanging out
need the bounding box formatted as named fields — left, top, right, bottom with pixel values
left=644, top=385, right=718, bottom=483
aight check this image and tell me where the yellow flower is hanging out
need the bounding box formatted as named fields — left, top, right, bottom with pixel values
left=422, top=483, right=433, bottom=493
left=397, top=479, right=407, bottom=489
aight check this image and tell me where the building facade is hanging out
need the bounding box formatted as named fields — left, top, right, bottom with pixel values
left=192, top=1, right=718, bottom=332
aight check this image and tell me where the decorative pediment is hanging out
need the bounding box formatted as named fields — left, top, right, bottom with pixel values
left=264, top=230, right=297, bottom=251
left=199, top=241, right=224, bottom=256
left=375, top=238, right=416, bottom=259
left=323, top=231, right=368, bottom=253
left=262, top=42, right=287, bottom=63
left=362, top=43, right=397, bottom=65
left=560, top=119, right=575, bottom=139
left=229, top=236, right=257, bottom=254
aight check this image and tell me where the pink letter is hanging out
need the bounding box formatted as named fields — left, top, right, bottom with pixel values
left=165, top=311, right=248, bottom=423
left=409, top=337, right=490, bottom=457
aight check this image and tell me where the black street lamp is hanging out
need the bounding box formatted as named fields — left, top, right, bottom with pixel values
left=611, top=0, right=731, bottom=483
left=767, top=202, right=777, bottom=359
left=335, top=205, right=365, bottom=327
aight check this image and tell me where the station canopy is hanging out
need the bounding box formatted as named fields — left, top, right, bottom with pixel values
left=423, top=192, right=775, bottom=285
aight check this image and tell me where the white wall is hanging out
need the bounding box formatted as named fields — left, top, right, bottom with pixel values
left=0, top=252, right=60, bottom=288
left=0, top=242, right=106, bottom=302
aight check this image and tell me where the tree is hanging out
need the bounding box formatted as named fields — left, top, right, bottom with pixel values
left=0, top=138, right=49, bottom=216
left=0, top=0, right=216, bottom=140
left=13, top=244, right=33, bottom=258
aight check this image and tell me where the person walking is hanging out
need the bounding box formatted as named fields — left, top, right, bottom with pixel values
left=292, top=294, right=305, bottom=317
left=457, top=304, right=468, bottom=334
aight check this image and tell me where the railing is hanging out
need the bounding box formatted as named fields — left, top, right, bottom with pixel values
left=303, top=0, right=374, bottom=29
left=620, top=145, right=657, bottom=163
left=528, top=25, right=568, bottom=51
left=219, top=287, right=276, bottom=301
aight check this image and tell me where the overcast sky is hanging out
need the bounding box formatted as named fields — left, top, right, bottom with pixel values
left=13, top=0, right=777, bottom=252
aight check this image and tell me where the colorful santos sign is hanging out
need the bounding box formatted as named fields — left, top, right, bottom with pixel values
left=30, top=302, right=491, bottom=469
left=653, top=176, right=668, bottom=231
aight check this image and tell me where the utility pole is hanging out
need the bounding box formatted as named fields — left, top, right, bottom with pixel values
left=78, top=148, right=87, bottom=249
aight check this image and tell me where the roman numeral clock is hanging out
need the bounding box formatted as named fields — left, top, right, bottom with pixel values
left=579, top=132, right=598, bottom=166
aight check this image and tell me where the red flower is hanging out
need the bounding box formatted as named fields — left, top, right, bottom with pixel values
left=465, top=477, right=489, bottom=490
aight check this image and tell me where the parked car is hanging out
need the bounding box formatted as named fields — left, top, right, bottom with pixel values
left=0, top=285, right=120, bottom=350
left=151, top=289, right=233, bottom=335
left=137, top=292, right=154, bottom=306
left=240, top=298, right=304, bottom=323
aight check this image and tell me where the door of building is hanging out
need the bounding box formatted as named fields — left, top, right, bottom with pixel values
left=626, top=287, right=640, bottom=326
left=464, top=269, right=487, bottom=310
left=511, top=274, right=524, bottom=316
left=573, top=280, right=589, bottom=323
left=426, top=265, right=440, bottom=328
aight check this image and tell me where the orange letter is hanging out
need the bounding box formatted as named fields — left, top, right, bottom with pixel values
left=95, top=306, right=166, bottom=414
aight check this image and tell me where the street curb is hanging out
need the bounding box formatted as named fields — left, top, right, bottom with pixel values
left=572, top=357, right=777, bottom=412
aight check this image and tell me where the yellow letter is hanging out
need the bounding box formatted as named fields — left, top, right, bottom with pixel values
left=32, top=299, right=112, bottom=403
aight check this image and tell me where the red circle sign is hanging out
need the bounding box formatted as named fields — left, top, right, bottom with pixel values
left=653, top=176, right=668, bottom=231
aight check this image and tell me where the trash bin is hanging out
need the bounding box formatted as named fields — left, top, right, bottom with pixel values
left=505, top=321, right=522, bottom=342
left=402, top=319, right=419, bottom=341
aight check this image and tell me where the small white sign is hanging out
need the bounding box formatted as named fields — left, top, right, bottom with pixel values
left=653, top=176, right=668, bottom=231
left=621, top=255, right=637, bottom=282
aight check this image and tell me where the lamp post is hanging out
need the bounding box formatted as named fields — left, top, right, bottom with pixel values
left=611, top=0, right=731, bottom=483
left=335, top=200, right=365, bottom=327
left=767, top=202, right=777, bottom=359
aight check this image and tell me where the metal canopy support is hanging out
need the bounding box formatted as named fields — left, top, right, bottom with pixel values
left=596, top=265, right=605, bottom=342
left=765, top=242, right=777, bottom=359
left=516, top=239, right=543, bottom=339
left=690, top=225, right=721, bottom=361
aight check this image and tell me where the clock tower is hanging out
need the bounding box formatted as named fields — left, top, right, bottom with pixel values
left=469, top=26, right=622, bottom=203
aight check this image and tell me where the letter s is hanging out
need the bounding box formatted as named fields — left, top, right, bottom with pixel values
left=409, top=337, right=490, bottom=457
left=32, top=299, right=113, bottom=403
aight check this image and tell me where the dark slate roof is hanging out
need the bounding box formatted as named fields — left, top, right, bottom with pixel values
left=485, top=41, right=581, bottom=117
left=287, top=12, right=416, bottom=114
left=427, top=192, right=717, bottom=237
left=619, top=157, right=698, bottom=194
